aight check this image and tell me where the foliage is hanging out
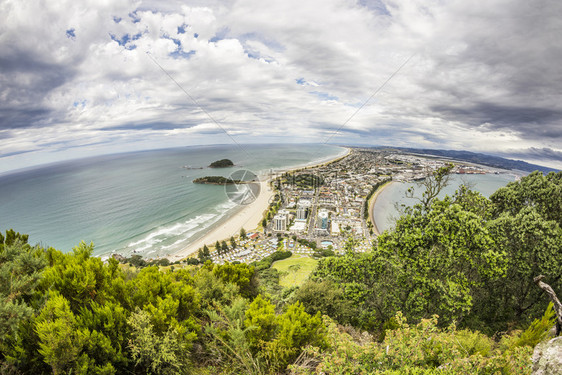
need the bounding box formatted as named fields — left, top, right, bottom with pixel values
left=0, top=231, right=47, bottom=342
left=290, top=314, right=532, bottom=375
left=3, top=172, right=562, bottom=373
left=271, top=256, right=318, bottom=288
left=127, top=309, right=192, bottom=374
left=405, top=164, right=454, bottom=212
left=209, top=159, right=234, bottom=168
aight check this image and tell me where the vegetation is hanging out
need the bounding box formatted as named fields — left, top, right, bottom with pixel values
left=1, top=170, right=561, bottom=374
left=283, top=173, right=324, bottom=189
left=193, top=176, right=241, bottom=184
left=209, top=159, right=234, bottom=168
left=271, top=255, right=318, bottom=288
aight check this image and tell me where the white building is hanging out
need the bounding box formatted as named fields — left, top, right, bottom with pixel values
left=296, top=199, right=311, bottom=220
left=273, top=214, right=287, bottom=231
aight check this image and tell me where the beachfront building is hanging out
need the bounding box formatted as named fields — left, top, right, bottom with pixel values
left=273, top=214, right=287, bottom=231
left=318, top=209, right=329, bottom=230
left=296, top=199, right=311, bottom=220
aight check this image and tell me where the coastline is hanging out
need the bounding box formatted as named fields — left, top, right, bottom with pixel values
left=368, top=180, right=395, bottom=236
left=171, top=146, right=351, bottom=259
left=171, top=178, right=274, bottom=259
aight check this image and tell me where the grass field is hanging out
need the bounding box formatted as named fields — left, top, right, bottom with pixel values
left=272, top=255, right=318, bottom=288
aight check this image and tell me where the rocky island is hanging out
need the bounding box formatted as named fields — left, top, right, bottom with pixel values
left=193, top=176, right=241, bottom=185
left=209, top=159, right=234, bottom=168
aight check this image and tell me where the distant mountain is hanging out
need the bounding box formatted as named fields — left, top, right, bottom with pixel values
left=363, top=146, right=559, bottom=174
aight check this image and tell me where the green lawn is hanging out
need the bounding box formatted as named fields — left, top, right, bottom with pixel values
left=272, top=255, right=318, bottom=288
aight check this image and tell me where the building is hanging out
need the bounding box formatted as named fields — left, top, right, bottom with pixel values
left=273, top=214, right=287, bottom=231
left=296, top=199, right=311, bottom=220
left=318, top=210, right=329, bottom=230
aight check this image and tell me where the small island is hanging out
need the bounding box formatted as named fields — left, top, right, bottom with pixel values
left=193, top=176, right=241, bottom=185
left=209, top=159, right=234, bottom=168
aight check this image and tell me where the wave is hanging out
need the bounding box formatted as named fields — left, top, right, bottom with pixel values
left=124, top=200, right=240, bottom=256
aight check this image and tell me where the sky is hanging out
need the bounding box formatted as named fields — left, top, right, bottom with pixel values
left=1, top=0, right=562, bottom=173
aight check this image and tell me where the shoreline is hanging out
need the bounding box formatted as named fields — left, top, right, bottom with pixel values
left=171, top=146, right=351, bottom=259
left=368, top=180, right=395, bottom=236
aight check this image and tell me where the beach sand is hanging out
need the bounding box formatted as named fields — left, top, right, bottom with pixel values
left=172, top=179, right=274, bottom=259
left=368, top=180, right=395, bottom=236
left=171, top=147, right=351, bottom=260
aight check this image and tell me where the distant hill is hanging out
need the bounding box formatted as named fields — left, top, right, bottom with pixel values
left=209, top=159, right=234, bottom=168
left=363, top=146, right=558, bottom=174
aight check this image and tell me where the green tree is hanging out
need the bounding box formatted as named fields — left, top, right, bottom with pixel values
left=240, top=228, right=247, bottom=240
left=263, top=302, right=325, bottom=371
left=127, top=309, right=192, bottom=375
left=405, top=163, right=454, bottom=212
left=230, top=236, right=237, bottom=249
left=244, top=295, right=276, bottom=350
left=35, top=293, right=87, bottom=375
left=0, top=234, right=47, bottom=340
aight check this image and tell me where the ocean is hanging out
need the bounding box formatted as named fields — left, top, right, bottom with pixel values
left=372, top=173, right=518, bottom=233
left=0, top=144, right=345, bottom=258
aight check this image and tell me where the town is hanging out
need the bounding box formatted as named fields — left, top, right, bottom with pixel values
left=203, top=147, right=492, bottom=264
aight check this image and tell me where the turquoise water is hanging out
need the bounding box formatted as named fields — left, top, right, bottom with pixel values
left=0, top=144, right=345, bottom=257
left=372, top=173, right=518, bottom=233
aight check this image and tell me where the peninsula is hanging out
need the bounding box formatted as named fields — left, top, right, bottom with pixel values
left=193, top=176, right=241, bottom=185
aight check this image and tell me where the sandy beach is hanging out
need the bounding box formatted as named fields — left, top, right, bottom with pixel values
left=368, top=180, right=395, bottom=236
left=172, top=147, right=351, bottom=259
left=172, top=179, right=274, bottom=259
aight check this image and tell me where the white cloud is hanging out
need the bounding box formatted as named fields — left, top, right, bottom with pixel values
left=0, top=0, right=561, bottom=173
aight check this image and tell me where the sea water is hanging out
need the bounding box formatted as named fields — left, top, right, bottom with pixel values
left=372, top=173, right=518, bottom=233
left=0, top=144, right=345, bottom=257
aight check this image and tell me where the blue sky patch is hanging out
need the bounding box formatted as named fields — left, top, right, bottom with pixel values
left=113, top=16, right=122, bottom=23
left=170, top=49, right=196, bottom=59
left=109, top=32, right=142, bottom=50
left=128, top=11, right=141, bottom=23
left=310, top=91, right=339, bottom=101
left=177, top=23, right=189, bottom=34
left=209, top=27, right=230, bottom=43
left=66, top=28, right=76, bottom=40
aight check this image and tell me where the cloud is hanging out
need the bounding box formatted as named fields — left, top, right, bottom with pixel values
left=0, top=0, right=561, bottom=173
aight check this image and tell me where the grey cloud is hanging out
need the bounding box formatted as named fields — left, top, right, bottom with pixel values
left=430, top=103, right=562, bottom=138
left=500, top=147, right=562, bottom=162
left=0, top=48, right=78, bottom=129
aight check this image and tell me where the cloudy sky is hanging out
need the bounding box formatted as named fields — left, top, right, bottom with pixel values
left=1, top=0, right=561, bottom=173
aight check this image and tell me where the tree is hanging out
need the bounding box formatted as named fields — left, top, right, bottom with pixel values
left=215, top=241, right=221, bottom=255
left=35, top=293, right=87, bottom=375
left=377, top=199, right=504, bottom=325
left=127, top=309, right=192, bottom=374
left=240, top=228, right=247, bottom=240
left=467, top=171, right=562, bottom=330
left=405, top=163, right=454, bottom=212
left=0, top=235, right=47, bottom=340
left=230, top=236, right=237, bottom=250
left=221, top=241, right=229, bottom=253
